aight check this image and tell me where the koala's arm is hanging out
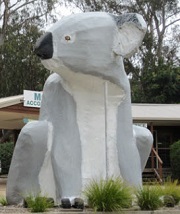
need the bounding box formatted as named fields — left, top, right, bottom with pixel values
left=133, top=125, right=153, bottom=171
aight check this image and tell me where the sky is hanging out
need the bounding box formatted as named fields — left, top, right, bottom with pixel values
left=54, top=1, right=82, bottom=17
left=0, top=0, right=82, bottom=31
left=45, top=2, right=82, bottom=29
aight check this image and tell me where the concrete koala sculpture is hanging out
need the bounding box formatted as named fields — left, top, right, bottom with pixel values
left=7, top=12, right=153, bottom=205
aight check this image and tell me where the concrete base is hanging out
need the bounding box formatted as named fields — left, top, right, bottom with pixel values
left=0, top=207, right=180, bottom=213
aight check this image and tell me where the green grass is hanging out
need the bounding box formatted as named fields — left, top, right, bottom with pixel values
left=136, top=185, right=163, bottom=210
left=84, top=177, right=133, bottom=212
left=161, top=179, right=180, bottom=205
left=25, top=193, right=54, bottom=213
left=0, top=196, right=8, bottom=206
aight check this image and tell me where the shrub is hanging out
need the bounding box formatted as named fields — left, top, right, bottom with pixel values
left=0, top=196, right=8, bottom=206
left=170, top=140, right=180, bottom=181
left=0, top=142, right=14, bottom=174
left=136, top=186, right=163, bottom=210
left=84, top=177, right=132, bottom=212
left=25, top=193, right=54, bottom=213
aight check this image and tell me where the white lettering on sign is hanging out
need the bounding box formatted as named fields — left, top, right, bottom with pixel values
left=134, top=123, right=147, bottom=128
left=24, top=90, right=43, bottom=108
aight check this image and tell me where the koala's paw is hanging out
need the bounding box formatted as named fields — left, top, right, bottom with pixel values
left=61, top=197, right=84, bottom=210
left=72, top=198, right=84, bottom=210
left=61, top=198, right=71, bottom=209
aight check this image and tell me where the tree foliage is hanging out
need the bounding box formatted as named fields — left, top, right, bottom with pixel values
left=0, top=0, right=61, bottom=97
left=0, top=11, right=50, bottom=97
left=66, top=0, right=180, bottom=103
left=170, top=140, right=180, bottom=181
left=131, top=60, right=180, bottom=103
left=0, top=0, right=59, bottom=45
left=0, top=141, right=14, bottom=174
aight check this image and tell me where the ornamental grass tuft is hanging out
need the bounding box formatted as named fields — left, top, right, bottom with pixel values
left=161, top=179, right=180, bottom=205
left=25, top=193, right=54, bottom=213
left=0, top=196, right=8, bottom=206
left=136, top=185, right=163, bottom=210
left=84, top=177, right=132, bottom=212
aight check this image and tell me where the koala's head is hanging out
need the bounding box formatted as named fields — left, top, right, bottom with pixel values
left=35, top=12, right=146, bottom=76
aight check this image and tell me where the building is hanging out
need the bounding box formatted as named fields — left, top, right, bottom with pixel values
left=132, top=104, right=180, bottom=181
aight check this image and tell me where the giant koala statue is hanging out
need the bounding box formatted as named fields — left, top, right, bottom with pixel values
left=6, top=12, right=153, bottom=205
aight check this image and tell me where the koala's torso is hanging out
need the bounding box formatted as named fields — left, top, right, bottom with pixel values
left=58, top=69, right=125, bottom=181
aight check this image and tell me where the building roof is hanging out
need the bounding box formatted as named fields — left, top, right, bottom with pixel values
left=0, top=95, right=39, bottom=129
left=0, top=95, right=180, bottom=129
left=0, top=95, right=24, bottom=108
left=132, top=103, right=180, bottom=125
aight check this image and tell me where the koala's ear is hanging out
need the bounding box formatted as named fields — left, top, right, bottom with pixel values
left=112, top=13, right=147, bottom=58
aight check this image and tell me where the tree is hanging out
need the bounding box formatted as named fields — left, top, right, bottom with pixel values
left=127, top=0, right=180, bottom=103
left=0, top=0, right=64, bottom=97
left=0, top=9, right=51, bottom=97
left=131, top=60, right=180, bottom=103
left=65, top=0, right=180, bottom=103
left=170, top=140, right=180, bottom=181
left=0, top=0, right=59, bottom=45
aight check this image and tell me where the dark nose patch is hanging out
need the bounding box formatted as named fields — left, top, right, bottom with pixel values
left=34, top=32, right=53, bottom=59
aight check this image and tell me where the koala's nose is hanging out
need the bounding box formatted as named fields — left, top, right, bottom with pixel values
left=34, top=32, right=53, bottom=59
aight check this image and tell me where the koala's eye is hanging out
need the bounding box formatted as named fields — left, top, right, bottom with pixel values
left=61, top=34, right=75, bottom=44
left=65, top=36, right=71, bottom=41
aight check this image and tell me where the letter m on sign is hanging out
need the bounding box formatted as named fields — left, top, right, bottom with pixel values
left=34, top=92, right=41, bottom=101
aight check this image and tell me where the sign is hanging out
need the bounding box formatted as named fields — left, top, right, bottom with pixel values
left=134, top=123, right=147, bottom=128
left=24, top=90, right=43, bottom=108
